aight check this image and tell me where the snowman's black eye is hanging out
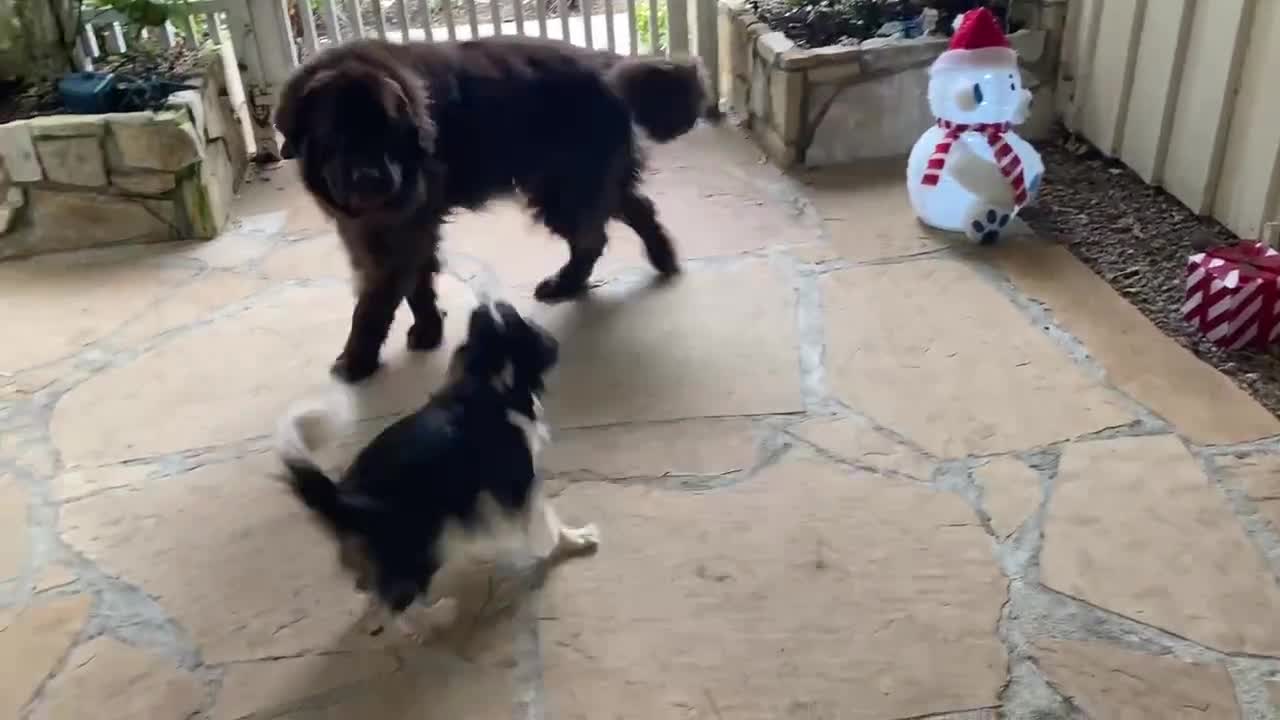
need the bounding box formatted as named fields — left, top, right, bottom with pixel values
left=973, top=83, right=984, bottom=104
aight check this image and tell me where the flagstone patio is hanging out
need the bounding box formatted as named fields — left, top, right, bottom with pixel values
left=2, top=124, right=1280, bottom=719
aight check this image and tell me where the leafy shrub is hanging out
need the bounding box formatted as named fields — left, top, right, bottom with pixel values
left=94, top=0, right=175, bottom=28
left=636, top=0, right=668, bottom=53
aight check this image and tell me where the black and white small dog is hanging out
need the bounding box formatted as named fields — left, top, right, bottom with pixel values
left=276, top=301, right=598, bottom=640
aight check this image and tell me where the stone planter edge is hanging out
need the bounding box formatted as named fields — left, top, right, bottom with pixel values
left=0, top=48, right=251, bottom=260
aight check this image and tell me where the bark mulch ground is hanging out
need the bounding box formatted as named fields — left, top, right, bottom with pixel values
left=1024, top=126, right=1280, bottom=421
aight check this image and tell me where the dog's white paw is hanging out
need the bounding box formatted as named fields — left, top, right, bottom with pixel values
left=427, top=596, right=460, bottom=627
left=390, top=596, right=460, bottom=645
left=561, top=523, right=601, bottom=552
left=357, top=598, right=392, bottom=636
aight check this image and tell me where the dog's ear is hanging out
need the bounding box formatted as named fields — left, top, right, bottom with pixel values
left=274, top=91, right=300, bottom=160
left=460, top=304, right=509, bottom=376
left=275, top=68, right=337, bottom=161
left=466, top=303, right=501, bottom=343
left=378, top=74, right=436, bottom=156
left=378, top=76, right=410, bottom=118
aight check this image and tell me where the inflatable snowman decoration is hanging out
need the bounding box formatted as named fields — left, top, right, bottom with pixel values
left=906, top=7, right=1044, bottom=244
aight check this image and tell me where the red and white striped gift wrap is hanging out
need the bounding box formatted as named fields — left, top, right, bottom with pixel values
left=1182, top=241, right=1280, bottom=350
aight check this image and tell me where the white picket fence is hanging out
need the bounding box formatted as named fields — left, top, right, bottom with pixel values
left=77, top=0, right=719, bottom=160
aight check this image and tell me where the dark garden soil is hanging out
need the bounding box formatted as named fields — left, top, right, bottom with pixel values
left=0, top=45, right=202, bottom=125
left=1024, top=127, right=1280, bottom=421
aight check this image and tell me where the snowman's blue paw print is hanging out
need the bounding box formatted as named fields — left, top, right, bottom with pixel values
left=968, top=208, right=1011, bottom=245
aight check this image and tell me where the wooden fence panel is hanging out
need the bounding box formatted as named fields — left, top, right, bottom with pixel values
left=1161, top=0, right=1252, bottom=214
left=1057, top=0, right=1100, bottom=127
left=1119, top=0, right=1192, bottom=184
left=1079, top=0, right=1143, bottom=156
left=1213, top=0, right=1280, bottom=239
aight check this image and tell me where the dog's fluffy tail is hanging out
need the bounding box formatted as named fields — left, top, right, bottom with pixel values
left=605, top=55, right=721, bottom=143
left=275, top=394, right=354, bottom=529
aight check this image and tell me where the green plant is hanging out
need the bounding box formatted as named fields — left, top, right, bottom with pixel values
left=97, top=0, right=173, bottom=27
left=635, top=0, right=668, bottom=53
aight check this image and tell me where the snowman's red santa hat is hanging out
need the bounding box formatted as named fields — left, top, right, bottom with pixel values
left=931, top=7, right=1017, bottom=74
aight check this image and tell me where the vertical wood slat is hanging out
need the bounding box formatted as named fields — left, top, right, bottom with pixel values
left=1162, top=0, right=1253, bottom=214
left=581, top=0, right=592, bottom=47
left=441, top=0, right=457, bottom=39
left=157, top=20, right=178, bottom=47
left=625, top=0, right=636, bottom=54
left=183, top=14, right=201, bottom=44
left=1119, top=0, right=1192, bottom=184
left=513, top=0, right=524, bottom=34
left=694, top=0, right=716, bottom=100
left=393, top=0, right=410, bottom=41
left=372, top=0, right=388, bottom=38
left=1065, top=0, right=1103, bottom=132
left=75, top=46, right=93, bottom=71
left=79, top=24, right=100, bottom=62
left=667, top=0, right=687, bottom=55
left=557, top=0, right=568, bottom=43
left=1213, top=0, right=1280, bottom=238
left=418, top=0, right=434, bottom=41
left=1078, top=0, right=1144, bottom=156
left=269, top=0, right=301, bottom=70
left=602, top=0, right=614, bottom=50
left=343, top=0, right=366, bottom=38
left=1053, top=0, right=1083, bottom=119
left=224, top=0, right=262, bottom=86
left=466, top=0, right=480, bottom=39
left=104, top=21, right=127, bottom=52
left=534, top=0, right=546, bottom=39
left=319, top=0, right=341, bottom=41
left=298, top=0, right=322, bottom=53
left=489, top=0, right=501, bottom=34
left=204, top=12, right=221, bottom=43
left=646, top=0, right=658, bottom=54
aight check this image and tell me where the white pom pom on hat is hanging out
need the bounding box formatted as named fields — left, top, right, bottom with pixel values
left=932, top=7, right=1017, bottom=74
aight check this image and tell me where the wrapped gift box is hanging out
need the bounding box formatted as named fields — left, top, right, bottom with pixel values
left=1184, top=241, right=1280, bottom=350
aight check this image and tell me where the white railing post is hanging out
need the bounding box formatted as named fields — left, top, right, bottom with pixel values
left=344, top=0, right=366, bottom=38
left=229, top=0, right=297, bottom=160
left=691, top=0, right=717, bottom=101
left=298, top=0, right=322, bottom=54
left=667, top=0, right=688, bottom=55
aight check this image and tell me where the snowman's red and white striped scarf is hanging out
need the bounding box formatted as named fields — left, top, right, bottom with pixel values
left=920, top=120, right=1028, bottom=208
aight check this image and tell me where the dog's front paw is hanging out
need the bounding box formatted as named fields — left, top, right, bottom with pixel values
left=407, top=319, right=444, bottom=352
left=559, top=523, right=601, bottom=555
left=397, top=597, right=459, bottom=644
left=331, top=353, right=381, bottom=383
left=645, top=245, right=680, bottom=277
left=967, top=208, right=1012, bottom=245
left=427, top=596, right=460, bottom=627
left=534, top=273, right=589, bottom=303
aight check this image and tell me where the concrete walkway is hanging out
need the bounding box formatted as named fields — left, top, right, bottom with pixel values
left=2, top=124, right=1280, bottom=719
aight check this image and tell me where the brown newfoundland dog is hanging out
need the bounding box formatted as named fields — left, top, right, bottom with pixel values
left=275, top=36, right=719, bottom=383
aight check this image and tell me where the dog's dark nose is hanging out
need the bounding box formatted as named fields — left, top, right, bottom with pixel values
left=350, top=166, right=384, bottom=190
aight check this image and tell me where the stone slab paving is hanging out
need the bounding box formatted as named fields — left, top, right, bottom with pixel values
left=1, top=124, right=1280, bottom=720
